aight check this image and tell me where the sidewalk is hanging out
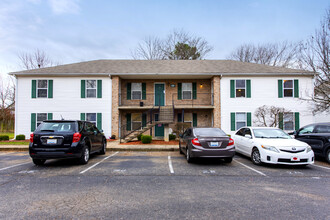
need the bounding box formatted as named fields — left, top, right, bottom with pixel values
left=0, top=140, right=179, bottom=152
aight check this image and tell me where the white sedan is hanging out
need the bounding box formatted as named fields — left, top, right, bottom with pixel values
left=232, top=127, right=314, bottom=166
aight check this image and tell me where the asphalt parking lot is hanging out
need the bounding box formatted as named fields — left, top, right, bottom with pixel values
left=0, top=151, right=329, bottom=219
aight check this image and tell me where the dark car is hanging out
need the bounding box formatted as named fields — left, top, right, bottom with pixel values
left=292, top=122, right=330, bottom=163
left=29, top=120, right=107, bottom=165
left=179, top=127, right=235, bottom=163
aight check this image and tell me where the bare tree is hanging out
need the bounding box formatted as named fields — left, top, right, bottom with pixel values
left=254, top=105, right=290, bottom=127
left=132, top=29, right=213, bottom=60
left=298, top=8, right=329, bottom=113
left=228, top=41, right=299, bottom=68
left=18, top=49, right=58, bottom=70
left=0, top=76, right=15, bottom=132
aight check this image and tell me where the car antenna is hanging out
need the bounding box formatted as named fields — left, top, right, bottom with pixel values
left=60, top=115, right=64, bottom=120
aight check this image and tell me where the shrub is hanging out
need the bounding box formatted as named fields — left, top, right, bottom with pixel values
left=0, top=135, right=10, bottom=141
left=110, top=135, right=116, bottom=139
left=141, top=135, right=152, bottom=144
left=16, top=134, right=26, bottom=140
left=169, top=134, right=176, bottom=140
left=137, top=134, right=143, bottom=141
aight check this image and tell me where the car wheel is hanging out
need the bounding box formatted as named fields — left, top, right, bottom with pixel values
left=326, top=149, right=330, bottom=163
left=223, top=157, right=232, bottom=163
left=32, top=159, right=46, bottom=166
left=99, top=140, right=106, bottom=155
left=79, top=147, right=90, bottom=164
left=186, top=147, right=192, bottom=163
left=251, top=148, right=262, bottom=165
left=179, top=142, right=183, bottom=155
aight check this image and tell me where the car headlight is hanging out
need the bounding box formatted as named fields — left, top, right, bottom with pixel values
left=261, top=145, right=280, bottom=153
left=306, top=146, right=312, bottom=153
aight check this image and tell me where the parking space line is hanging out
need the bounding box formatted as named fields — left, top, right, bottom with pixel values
left=79, top=152, right=119, bottom=174
left=0, top=162, right=31, bottom=172
left=311, top=164, right=330, bottom=170
left=233, top=159, right=267, bottom=176
left=168, top=155, right=174, bottom=174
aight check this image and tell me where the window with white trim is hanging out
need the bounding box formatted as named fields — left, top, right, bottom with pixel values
left=235, top=80, right=246, bottom=97
left=37, top=113, right=47, bottom=127
left=86, top=113, right=97, bottom=126
left=132, top=83, right=142, bottom=100
left=86, top=80, right=97, bottom=98
left=283, top=113, right=294, bottom=130
left=236, top=112, right=247, bottom=130
left=182, top=83, right=192, bottom=99
left=37, top=80, right=48, bottom=98
left=283, top=80, right=293, bottom=97
left=132, top=113, right=142, bottom=130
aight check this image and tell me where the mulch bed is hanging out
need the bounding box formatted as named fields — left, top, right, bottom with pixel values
left=107, top=139, right=117, bottom=142
left=120, top=140, right=179, bottom=145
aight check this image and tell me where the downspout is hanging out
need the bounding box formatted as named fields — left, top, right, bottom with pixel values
left=14, top=75, right=18, bottom=138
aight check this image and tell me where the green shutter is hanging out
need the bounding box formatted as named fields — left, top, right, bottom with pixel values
left=142, top=113, right=147, bottom=127
left=178, top=83, right=182, bottom=100
left=31, top=113, right=36, bottom=132
left=48, top=80, right=53, bottom=98
left=193, top=113, right=197, bottom=127
left=193, top=82, right=197, bottom=99
left=47, top=113, right=53, bottom=120
left=294, top=79, right=299, bottom=98
left=32, top=80, right=36, bottom=98
left=178, top=113, right=182, bottom=122
left=231, top=113, right=235, bottom=131
left=278, top=80, right=283, bottom=98
left=81, top=80, right=86, bottom=98
left=247, top=112, right=252, bottom=126
left=126, top=113, right=131, bottom=131
left=246, top=80, right=251, bottom=98
left=80, top=113, right=85, bottom=121
left=279, top=113, right=283, bottom=129
left=97, top=80, right=102, bottom=98
left=127, top=83, right=131, bottom=100
left=142, top=83, right=146, bottom=100
left=230, top=80, right=235, bottom=98
left=97, top=113, right=102, bottom=130
left=295, top=112, right=300, bottom=130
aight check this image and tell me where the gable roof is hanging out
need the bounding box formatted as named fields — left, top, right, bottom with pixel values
left=10, top=59, right=314, bottom=76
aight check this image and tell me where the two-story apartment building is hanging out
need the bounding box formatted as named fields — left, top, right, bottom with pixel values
left=10, top=60, right=317, bottom=141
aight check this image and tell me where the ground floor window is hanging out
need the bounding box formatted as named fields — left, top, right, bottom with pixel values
left=31, top=112, right=53, bottom=131
left=81, top=112, right=102, bottom=130
left=132, top=113, right=142, bottom=130
left=280, top=112, right=299, bottom=131
left=231, top=112, right=252, bottom=131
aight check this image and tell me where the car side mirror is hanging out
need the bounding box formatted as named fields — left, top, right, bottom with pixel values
left=288, top=131, right=297, bottom=135
left=179, top=134, right=183, bottom=138
left=94, top=130, right=98, bottom=135
left=99, top=129, right=104, bottom=133
left=245, top=134, right=252, bottom=139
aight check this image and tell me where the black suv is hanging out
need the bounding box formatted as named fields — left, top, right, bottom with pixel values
left=29, top=120, right=106, bottom=165
left=293, top=122, right=330, bottom=163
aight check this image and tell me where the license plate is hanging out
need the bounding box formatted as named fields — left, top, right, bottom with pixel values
left=47, top=139, right=57, bottom=144
left=291, top=156, right=300, bottom=161
left=210, top=142, right=219, bottom=147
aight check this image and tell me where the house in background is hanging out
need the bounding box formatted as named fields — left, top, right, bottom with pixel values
left=10, top=60, right=320, bottom=141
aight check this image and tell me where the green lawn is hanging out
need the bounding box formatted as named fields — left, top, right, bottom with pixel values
left=0, top=141, right=29, bottom=145
left=0, top=132, right=15, bottom=139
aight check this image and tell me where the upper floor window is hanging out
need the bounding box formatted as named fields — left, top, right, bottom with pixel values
left=182, top=83, right=192, bottom=99
left=230, top=79, right=251, bottom=98
left=86, top=80, right=97, bottom=98
left=132, top=83, right=142, bottom=100
left=278, top=79, right=299, bottom=98
left=81, top=80, right=102, bottom=99
left=32, top=79, right=53, bottom=99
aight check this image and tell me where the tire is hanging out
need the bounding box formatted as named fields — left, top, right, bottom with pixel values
left=326, top=149, right=330, bottom=164
left=99, top=140, right=106, bottom=155
left=179, top=142, right=183, bottom=155
left=223, top=157, right=232, bottom=163
left=251, top=148, right=262, bottom=165
left=186, top=147, right=192, bottom=163
left=79, top=146, right=90, bottom=165
left=32, top=159, right=46, bottom=166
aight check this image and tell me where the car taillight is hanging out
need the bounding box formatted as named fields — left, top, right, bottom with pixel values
left=191, top=138, right=202, bottom=146
left=72, top=132, right=81, bottom=143
left=227, top=138, right=234, bottom=146
left=30, top=133, right=34, bottom=143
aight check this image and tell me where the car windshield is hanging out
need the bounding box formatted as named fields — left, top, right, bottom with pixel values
left=253, top=128, right=292, bottom=139
left=36, top=122, right=76, bottom=132
left=194, top=128, right=226, bottom=137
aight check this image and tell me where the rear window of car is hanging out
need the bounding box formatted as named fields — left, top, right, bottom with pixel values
left=314, top=125, right=330, bottom=133
left=193, top=128, right=226, bottom=137
left=36, top=122, right=77, bottom=132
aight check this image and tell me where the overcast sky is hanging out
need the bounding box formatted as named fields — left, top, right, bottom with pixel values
left=0, top=0, right=329, bottom=77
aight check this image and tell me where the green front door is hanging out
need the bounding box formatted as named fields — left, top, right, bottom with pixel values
left=155, top=84, right=165, bottom=106
left=154, top=113, right=164, bottom=137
